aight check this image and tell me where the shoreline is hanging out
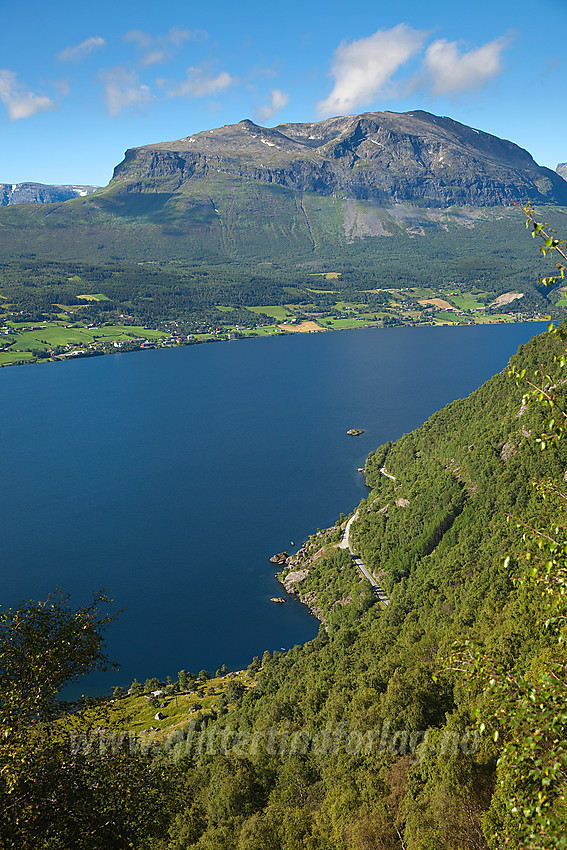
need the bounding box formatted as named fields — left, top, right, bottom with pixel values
left=0, top=313, right=550, bottom=372
left=7, top=317, right=552, bottom=703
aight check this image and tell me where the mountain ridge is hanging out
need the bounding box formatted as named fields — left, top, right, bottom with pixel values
left=110, top=109, right=567, bottom=207
left=0, top=182, right=99, bottom=206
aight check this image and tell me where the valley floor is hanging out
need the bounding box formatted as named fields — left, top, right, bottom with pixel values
left=0, top=284, right=551, bottom=368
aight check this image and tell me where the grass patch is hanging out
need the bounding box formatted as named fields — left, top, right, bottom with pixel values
left=306, top=288, right=335, bottom=294
left=70, top=671, right=257, bottom=741
left=333, top=301, right=367, bottom=311
left=249, top=325, right=280, bottom=335
left=433, top=311, right=464, bottom=324
left=247, top=305, right=290, bottom=320
left=325, top=315, right=386, bottom=329
left=77, top=293, right=111, bottom=301
left=484, top=313, right=514, bottom=322
left=1, top=321, right=168, bottom=355
left=105, top=325, right=167, bottom=339
left=0, top=350, right=34, bottom=365
left=448, top=293, right=488, bottom=310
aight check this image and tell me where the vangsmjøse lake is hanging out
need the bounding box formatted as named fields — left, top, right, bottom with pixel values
left=0, top=322, right=546, bottom=694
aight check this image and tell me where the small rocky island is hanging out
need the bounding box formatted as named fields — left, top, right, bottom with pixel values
left=270, top=597, right=286, bottom=604
left=347, top=428, right=364, bottom=436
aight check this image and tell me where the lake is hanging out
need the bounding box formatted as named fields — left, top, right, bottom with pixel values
left=0, top=322, right=546, bottom=695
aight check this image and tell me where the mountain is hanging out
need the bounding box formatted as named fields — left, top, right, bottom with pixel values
left=0, top=110, right=566, bottom=326
left=0, top=182, right=99, bottom=205
left=557, top=162, right=567, bottom=181
left=111, top=110, right=567, bottom=207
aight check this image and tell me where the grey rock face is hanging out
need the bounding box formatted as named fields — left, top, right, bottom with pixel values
left=0, top=182, right=99, bottom=205
left=110, top=110, right=567, bottom=207
left=557, top=163, right=567, bottom=181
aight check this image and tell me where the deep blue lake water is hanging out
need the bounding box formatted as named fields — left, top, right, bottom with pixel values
left=0, top=322, right=546, bottom=695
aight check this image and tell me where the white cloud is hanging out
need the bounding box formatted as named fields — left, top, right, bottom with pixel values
left=317, top=24, right=426, bottom=117
left=98, top=67, right=152, bottom=116
left=58, top=36, right=105, bottom=62
left=124, top=30, right=153, bottom=49
left=256, top=88, right=289, bottom=123
left=141, top=50, right=167, bottom=67
left=124, top=28, right=204, bottom=66
left=169, top=68, right=236, bottom=98
left=424, top=37, right=510, bottom=96
left=170, top=27, right=206, bottom=46
left=52, top=79, right=71, bottom=98
left=0, top=70, right=56, bottom=120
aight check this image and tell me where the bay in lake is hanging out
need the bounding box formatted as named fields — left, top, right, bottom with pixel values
left=0, top=322, right=546, bottom=695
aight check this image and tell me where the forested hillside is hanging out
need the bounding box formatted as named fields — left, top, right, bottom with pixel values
left=3, top=320, right=567, bottom=848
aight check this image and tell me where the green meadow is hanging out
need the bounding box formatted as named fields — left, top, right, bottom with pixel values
left=0, top=319, right=168, bottom=363
left=70, top=670, right=256, bottom=742
left=246, top=305, right=291, bottom=320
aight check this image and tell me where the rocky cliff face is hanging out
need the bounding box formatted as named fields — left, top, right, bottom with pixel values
left=0, top=182, right=99, bottom=205
left=110, top=110, right=567, bottom=207
left=557, top=163, right=567, bottom=182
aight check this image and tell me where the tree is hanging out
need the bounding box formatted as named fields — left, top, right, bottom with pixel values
left=522, top=203, right=567, bottom=290
left=129, top=677, right=144, bottom=696
left=453, top=208, right=567, bottom=849
left=247, top=656, right=261, bottom=674
left=198, top=669, right=211, bottom=682
left=0, top=591, right=176, bottom=847
left=225, top=681, right=245, bottom=703
left=0, top=589, right=117, bottom=731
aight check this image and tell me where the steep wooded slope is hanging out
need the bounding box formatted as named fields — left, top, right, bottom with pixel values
left=158, top=326, right=567, bottom=849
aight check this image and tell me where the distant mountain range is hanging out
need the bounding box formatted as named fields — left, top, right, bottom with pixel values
left=0, top=182, right=99, bottom=205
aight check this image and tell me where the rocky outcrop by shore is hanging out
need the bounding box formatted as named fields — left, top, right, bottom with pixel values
left=274, top=528, right=344, bottom=625
left=282, top=569, right=309, bottom=593
left=269, top=552, right=291, bottom=565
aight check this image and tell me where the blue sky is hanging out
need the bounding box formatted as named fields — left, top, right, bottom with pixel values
left=1, top=0, right=565, bottom=186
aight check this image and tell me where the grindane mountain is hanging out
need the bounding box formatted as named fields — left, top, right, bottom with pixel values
left=112, top=110, right=566, bottom=207
left=0, top=111, right=566, bottom=313
left=0, top=182, right=99, bottom=205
